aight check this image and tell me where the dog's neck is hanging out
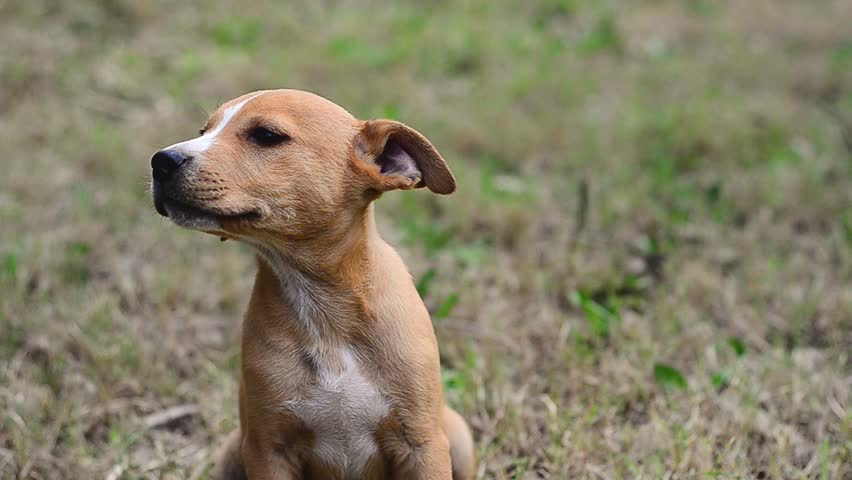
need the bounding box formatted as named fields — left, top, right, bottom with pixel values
left=249, top=206, right=381, bottom=356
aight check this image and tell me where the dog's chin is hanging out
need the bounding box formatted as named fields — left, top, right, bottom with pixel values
left=156, top=197, right=259, bottom=234
left=163, top=201, right=223, bottom=231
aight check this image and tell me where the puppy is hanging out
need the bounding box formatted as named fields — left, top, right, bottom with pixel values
left=151, top=89, right=475, bottom=479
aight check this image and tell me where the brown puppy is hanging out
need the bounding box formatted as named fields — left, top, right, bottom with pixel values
left=150, top=90, right=475, bottom=479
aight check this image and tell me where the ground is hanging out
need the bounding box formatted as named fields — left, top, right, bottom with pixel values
left=1, top=0, right=850, bottom=478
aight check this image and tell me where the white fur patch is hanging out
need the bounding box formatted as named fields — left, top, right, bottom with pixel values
left=166, top=92, right=265, bottom=155
left=285, top=347, right=389, bottom=479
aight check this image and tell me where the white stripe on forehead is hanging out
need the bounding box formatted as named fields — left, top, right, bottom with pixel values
left=166, top=91, right=266, bottom=155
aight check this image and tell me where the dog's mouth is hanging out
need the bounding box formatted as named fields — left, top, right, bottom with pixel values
left=154, top=195, right=260, bottom=228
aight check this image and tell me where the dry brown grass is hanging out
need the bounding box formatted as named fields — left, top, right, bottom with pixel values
left=1, top=0, right=850, bottom=478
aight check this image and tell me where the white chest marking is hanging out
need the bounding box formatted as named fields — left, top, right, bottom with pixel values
left=166, top=92, right=265, bottom=155
left=285, top=348, right=389, bottom=479
left=253, top=245, right=323, bottom=342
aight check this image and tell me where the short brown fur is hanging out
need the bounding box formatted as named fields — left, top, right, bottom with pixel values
left=152, top=89, right=475, bottom=480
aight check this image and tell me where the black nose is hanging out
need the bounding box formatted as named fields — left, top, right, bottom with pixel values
left=151, top=149, right=190, bottom=183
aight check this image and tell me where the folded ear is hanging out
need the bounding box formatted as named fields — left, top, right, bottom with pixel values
left=353, top=119, right=456, bottom=195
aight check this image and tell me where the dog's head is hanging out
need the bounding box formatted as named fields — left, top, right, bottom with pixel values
left=150, top=89, right=454, bottom=244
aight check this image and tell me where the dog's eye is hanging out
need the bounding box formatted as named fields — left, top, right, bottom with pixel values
left=247, top=127, right=289, bottom=147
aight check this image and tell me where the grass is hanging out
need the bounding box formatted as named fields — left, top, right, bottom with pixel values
left=1, top=0, right=850, bottom=478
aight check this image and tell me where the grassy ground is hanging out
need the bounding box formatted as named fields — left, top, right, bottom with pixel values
left=1, top=0, right=851, bottom=478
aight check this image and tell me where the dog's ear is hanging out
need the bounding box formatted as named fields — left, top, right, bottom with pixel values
left=353, top=119, right=456, bottom=195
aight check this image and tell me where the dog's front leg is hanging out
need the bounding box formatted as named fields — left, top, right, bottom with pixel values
left=240, top=437, right=301, bottom=480
left=394, top=434, right=453, bottom=480
left=211, top=429, right=246, bottom=480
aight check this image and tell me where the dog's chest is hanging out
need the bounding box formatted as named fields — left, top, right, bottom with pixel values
left=285, top=348, right=389, bottom=479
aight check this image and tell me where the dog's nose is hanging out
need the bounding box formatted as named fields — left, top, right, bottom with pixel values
left=151, top=149, right=190, bottom=183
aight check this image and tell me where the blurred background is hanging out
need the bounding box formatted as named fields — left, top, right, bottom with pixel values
left=1, top=0, right=850, bottom=478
